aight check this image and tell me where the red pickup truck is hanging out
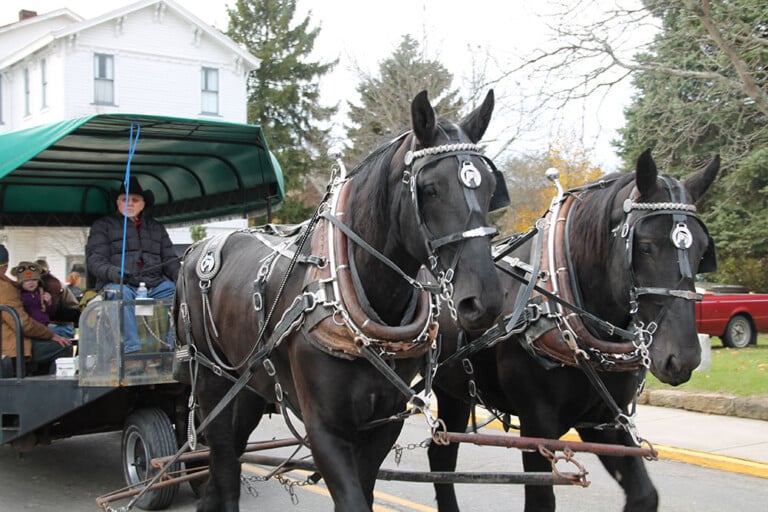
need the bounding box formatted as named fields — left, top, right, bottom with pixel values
left=696, top=284, right=768, bottom=348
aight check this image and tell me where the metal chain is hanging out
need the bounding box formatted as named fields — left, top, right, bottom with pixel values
left=439, top=272, right=458, bottom=321
left=139, top=312, right=172, bottom=349
left=538, top=446, right=589, bottom=487
left=391, top=438, right=432, bottom=465
left=241, top=468, right=318, bottom=506
left=633, top=320, right=657, bottom=369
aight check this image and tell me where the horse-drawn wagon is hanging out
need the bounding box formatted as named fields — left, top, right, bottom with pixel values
left=1, top=99, right=721, bottom=512
left=0, top=113, right=283, bottom=509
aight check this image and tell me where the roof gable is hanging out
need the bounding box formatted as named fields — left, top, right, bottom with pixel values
left=0, top=0, right=258, bottom=70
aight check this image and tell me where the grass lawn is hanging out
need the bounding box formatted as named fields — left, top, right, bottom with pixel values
left=644, top=334, right=768, bottom=398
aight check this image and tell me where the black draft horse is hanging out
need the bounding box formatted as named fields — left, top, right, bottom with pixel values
left=428, top=150, right=720, bottom=512
left=175, top=90, right=506, bottom=511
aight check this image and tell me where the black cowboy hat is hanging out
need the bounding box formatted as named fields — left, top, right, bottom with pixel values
left=115, top=176, right=154, bottom=207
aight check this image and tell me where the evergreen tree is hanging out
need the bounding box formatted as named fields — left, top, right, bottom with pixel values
left=617, top=0, right=768, bottom=289
left=226, top=0, right=337, bottom=222
left=345, top=35, right=462, bottom=164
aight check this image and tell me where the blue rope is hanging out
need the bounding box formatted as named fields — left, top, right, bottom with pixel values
left=119, top=122, right=141, bottom=290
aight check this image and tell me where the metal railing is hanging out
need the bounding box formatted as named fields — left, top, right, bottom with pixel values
left=0, top=305, right=25, bottom=378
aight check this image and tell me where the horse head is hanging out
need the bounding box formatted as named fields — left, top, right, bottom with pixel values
left=347, top=90, right=505, bottom=335
left=597, top=150, right=719, bottom=384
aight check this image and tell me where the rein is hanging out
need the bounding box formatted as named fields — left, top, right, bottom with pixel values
left=435, top=172, right=714, bottom=443
left=178, top=131, right=503, bottom=435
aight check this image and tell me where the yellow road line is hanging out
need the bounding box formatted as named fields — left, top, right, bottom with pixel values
left=243, top=463, right=434, bottom=511
left=372, top=489, right=436, bottom=512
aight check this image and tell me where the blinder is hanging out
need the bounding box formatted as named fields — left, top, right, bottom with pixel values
left=487, top=159, right=511, bottom=211
left=699, top=232, right=718, bottom=274
left=404, top=139, right=500, bottom=259
left=621, top=175, right=717, bottom=307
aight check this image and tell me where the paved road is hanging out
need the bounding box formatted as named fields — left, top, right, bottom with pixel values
left=1, top=412, right=767, bottom=511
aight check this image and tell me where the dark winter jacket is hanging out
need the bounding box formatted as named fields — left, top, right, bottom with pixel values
left=86, top=213, right=180, bottom=291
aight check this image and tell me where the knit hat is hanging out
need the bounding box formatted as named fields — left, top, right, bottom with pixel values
left=11, top=261, right=43, bottom=282
left=0, top=244, right=7, bottom=266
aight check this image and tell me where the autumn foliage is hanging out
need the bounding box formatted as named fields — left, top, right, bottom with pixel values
left=495, top=140, right=604, bottom=235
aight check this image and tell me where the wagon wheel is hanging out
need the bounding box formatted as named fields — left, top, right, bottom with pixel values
left=122, top=408, right=180, bottom=510
left=722, top=314, right=756, bottom=349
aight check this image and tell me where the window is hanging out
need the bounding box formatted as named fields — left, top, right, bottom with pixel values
left=40, top=58, right=47, bottom=109
left=24, top=68, right=30, bottom=116
left=94, top=53, right=114, bottom=105
left=201, top=67, right=218, bottom=114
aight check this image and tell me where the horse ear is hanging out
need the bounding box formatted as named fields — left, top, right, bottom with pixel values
left=635, top=148, right=658, bottom=197
left=684, top=155, right=720, bottom=203
left=411, top=90, right=436, bottom=146
left=460, top=90, right=495, bottom=143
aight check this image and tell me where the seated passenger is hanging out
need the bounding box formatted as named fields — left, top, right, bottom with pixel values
left=85, top=177, right=179, bottom=363
left=11, top=261, right=75, bottom=340
left=35, top=259, right=80, bottom=324
left=66, top=271, right=83, bottom=301
left=0, top=245, right=72, bottom=374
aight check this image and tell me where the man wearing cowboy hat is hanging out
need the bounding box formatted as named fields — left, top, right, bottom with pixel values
left=86, top=177, right=179, bottom=357
left=0, top=245, right=72, bottom=374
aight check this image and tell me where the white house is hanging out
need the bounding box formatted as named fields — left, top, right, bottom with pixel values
left=0, top=0, right=258, bottom=279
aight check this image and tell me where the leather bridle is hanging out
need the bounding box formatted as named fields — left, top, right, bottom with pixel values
left=401, top=133, right=500, bottom=319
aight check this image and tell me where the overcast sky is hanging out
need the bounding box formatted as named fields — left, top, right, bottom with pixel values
left=1, top=0, right=638, bottom=171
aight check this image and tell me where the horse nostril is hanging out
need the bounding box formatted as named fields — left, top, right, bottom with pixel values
left=457, top=296, right=483, bottom=322
left=456, top=296, right=502, bottom=329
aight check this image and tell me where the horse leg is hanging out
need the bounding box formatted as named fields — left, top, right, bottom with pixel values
left=427, top=387, right=472, bottom=512
left=519, top=415, right=566, bottom=512
left=356, top=421, right=407, bottom=509
left=195, top=372, right=250, bottom=512
left=232, top=390, right=268, bottom=454
left=577, top=427, right=658, bottom=512
left=301, top=417, right=373, bottom=511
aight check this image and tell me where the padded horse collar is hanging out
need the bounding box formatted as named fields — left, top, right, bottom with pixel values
left=303, top=177, right=439, bottom=360
left=529, top=174, right=715, bottom=371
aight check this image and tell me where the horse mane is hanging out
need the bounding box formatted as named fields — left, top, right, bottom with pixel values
left=345, top=133, right=408, bottom=241
left=570, top=172, right=635, bottom=268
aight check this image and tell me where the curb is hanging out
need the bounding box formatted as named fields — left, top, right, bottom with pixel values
left=472, top=409, right=768, bottom=480
left=638, top=390, right=768, bottom=421
left=556, top=431, right=768, bottom=480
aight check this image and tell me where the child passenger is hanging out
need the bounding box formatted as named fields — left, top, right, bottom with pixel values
left=11, top=261, right=76, bottom=339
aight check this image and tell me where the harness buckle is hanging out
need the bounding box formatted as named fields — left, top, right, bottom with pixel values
left=175, top=345, right=191, bottom=363
left=302, top=292, right=318, bottom=312
left=253, top=292, right=263, bottom=311
left=318, top=278, right=337, bottom=306
left=199, top=279, right=211, bottom=291
left=179, top=302, right=189, bottom=322
left=263, top=358, right=276, bottom=376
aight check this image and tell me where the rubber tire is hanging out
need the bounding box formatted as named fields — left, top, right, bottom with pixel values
left=122, top=408, right=180, bottom=510
left=722, top=314, right=756, bottom=348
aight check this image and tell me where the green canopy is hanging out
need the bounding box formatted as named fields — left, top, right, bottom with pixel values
left=0, top=114, right=284, bottom=227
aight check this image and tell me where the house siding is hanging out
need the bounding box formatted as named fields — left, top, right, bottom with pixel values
left=0, top=1, right=258, bottom=276
left=0, top=2, right=252, bottom=132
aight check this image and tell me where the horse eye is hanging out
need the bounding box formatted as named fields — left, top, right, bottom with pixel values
left=637, top=242, right=653, bottom=256
left=422, top=183, right=439, bottom=198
